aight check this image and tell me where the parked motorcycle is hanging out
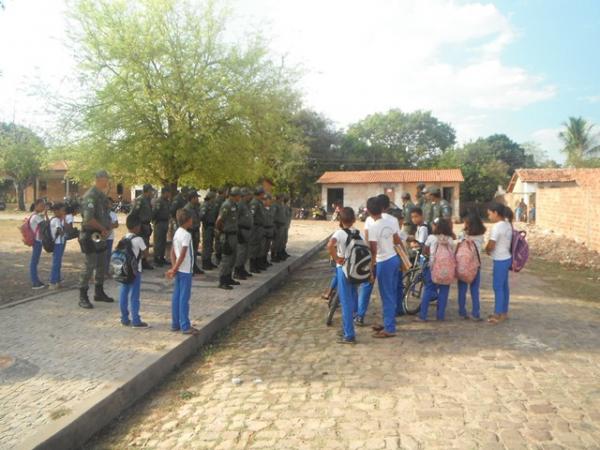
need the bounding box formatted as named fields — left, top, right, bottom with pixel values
left=112, top=201, right=131, bottom=214
left=295, top=208, right=309, bottom=219
left=312, top=206, right=327, bottom=221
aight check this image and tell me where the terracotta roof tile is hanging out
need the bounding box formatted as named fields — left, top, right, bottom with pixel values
left=316, top=169, right=464, bottom=184
left=514, top=168, right=576, bottom=184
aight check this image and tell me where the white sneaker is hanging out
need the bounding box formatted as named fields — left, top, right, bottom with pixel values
left=32, top=283, right=46, bottom=290
left=49, top=283, right=60, bottom=290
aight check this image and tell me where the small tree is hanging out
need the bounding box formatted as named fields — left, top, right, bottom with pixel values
left=558, top=117, right=600, bottom=167
left=0, top=123, right=47, bottom=210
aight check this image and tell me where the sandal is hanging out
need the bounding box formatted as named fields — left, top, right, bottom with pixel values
left=372, top=330, right=396, bottom=338
left=182, top=327, right=201, bottom=335
left=487, top=316, right=503, bottom=324
left=371, top=324, right=384, bottom=332
left=413, top=317, right=427, bottom=323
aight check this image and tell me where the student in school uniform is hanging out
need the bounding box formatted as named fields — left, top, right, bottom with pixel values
left=49, top=203, right=67, bottom=289
left=367, top=197, right=402, bottom=338
left=409, top=208, right=429, bottom=250
left=29, top=199, right=48, bottom=289
left=106, top=198, right=119, bottom=275
left=416, top=218, right=454, bottom=322
left=327, top=207, right=362, bottom=344
left=486, top=203, right=514, bottom=324
left=167, top=209, right=200, bottom=335
left=457, top=212, right=486, bottom=320
left=388, top=208, right=409, bottom=316
left=119, top=215, right=148, bottom=328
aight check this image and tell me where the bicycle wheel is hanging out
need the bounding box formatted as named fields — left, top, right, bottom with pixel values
left=326, top=290, right=339, bottom=326
left=403, top=270, right=424, bottom=315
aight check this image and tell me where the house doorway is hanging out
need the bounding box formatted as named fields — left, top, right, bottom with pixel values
left=327, top=188, right=344, bottom=212
left=442, top=187, right=454, bottom=203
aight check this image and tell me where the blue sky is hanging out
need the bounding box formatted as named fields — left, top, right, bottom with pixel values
left=0, top=0, right=599, bottom=163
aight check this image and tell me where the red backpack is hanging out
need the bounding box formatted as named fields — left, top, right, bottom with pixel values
left=455, top=239, right=481, bottom=284
left=431, top=236, right=457, bottom=285
left=19, top=215, right=37, bottom=247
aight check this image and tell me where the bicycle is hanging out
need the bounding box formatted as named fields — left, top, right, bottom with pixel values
left=325, top=288, right=339, bottom=326
left=402, top=247, right=438, bottom=315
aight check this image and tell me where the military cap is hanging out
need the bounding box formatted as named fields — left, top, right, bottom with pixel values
left=254, top=186, right=265, bottom=195
left=188, top=191, right=199, bottom=200
left=429, top=187, right=441, bottom=196
left=95, top=169, right=110, bottom=179
left=229, top=187, right=242, bottom=196
left=417, top=183, right=426, bottom=189
left=401, top=192, right=411, bottom=200
left=205, top=191, right=216, bottom=200
left=143, top=184, right=154, bottom=193
left=240, top=187, right=251, bottom=196
left=422, top=186, right=431, bottom=194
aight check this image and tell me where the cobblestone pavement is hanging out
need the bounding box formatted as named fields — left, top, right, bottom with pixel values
left=0, top=221, right=334, bottom=450
left=86, top=254, right=600, bottom=450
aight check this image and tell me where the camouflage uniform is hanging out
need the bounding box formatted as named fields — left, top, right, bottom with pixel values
left=218, top=189, right=241, bottom=287
left=234, top=188, right=254, bottom=278
left=200, top=191, right=219, bottom=269
left=152, top=191, right=171, bottom=264
left=249, top=189, right=266, bottom=272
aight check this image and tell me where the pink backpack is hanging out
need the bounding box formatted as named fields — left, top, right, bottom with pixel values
left=511, top=228, right=529, bottom=272
left=455, top=239, right=481, bottom=284
left=431, top=236, right=457, bottom=285
left=19, top=215, right=36, bottom=247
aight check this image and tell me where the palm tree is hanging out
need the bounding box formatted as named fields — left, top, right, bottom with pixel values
left=558, top=117, right=600, bottom=167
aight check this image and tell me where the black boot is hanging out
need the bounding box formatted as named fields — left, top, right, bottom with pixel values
left=202, top=261, right=214, bottom=271
left=233, top=267, right=247, bottom=280
left=279, top=251, right=289, bottom=261
left=142, top=259, right=154, bottom=270
left=264, top=256, right=272, bottom=267
left=250, top=259, right=262, bottom=274
left=271, top=253, right=281, bottom=263
left=153, top=258, right=164, bottom=267
left=94, top=284, right=114, bottom=303
left=218, top=276, right=233, bottom=290
left=79, top=288, right=93, bottom=309
left=193, top=265, right=205, bottom=275
left=226, top=275, right=241, bottom=286
left=240, top=266, right=252, bottom=278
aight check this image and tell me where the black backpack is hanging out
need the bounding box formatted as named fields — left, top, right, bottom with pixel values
left=342, top=229, right=372, bottom=284
left=40, top=219, right=55, bottom=253
left=111, top=236, right=140, bottom=284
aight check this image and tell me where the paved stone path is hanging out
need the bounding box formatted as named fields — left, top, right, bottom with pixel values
left=0, top=222, right=334, bottom=450
left=87, top=255, right=600, bottom=450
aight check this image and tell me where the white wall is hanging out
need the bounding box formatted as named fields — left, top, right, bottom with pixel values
left=321, top=183, right=406, bottom=211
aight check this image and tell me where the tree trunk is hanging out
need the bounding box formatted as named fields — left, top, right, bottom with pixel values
left=15, top=180, right=26, bottom=211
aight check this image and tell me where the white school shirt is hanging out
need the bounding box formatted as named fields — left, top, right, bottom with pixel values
left=489, top=220, right=513, bottom=260
left=108, top=211, right=118, bottom=241
left=124, top=232, right=146, bottom=272
left=331, top=227, right=364, bottom=267
left=415, top=224, right=429, bottom=245
left=50, top=217, right=65, bottom=245
left=65, top=214, right=74, bottom=225
left=368, top=216, right=401, bottom=263
left=29, top=213, right=44, bottom=242
left=173, top=227, right=193, bottom=274
left=425, top=234, right=454, bottom=267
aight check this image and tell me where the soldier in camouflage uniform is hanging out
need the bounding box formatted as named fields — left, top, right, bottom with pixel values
left=78, top=170, right=114, bottom=309
left=421, top=186, right=434, bottom=225
left=200, top=190, right=219, bottom=270
left=152, top=187, right=172, bottom=267
left=270, top=194, right=286, bottom=262
left=233, top=188, right=254, bottom=280
left=248, top=187, right=266, bottom=273
left=214, top=188, right=227, bottom=265
left=401, top=192, right=416, bottom=235
left=131, top=184, right=155, bottom=270
left=170, top=186, right=189, bottom=219
left=217, top=187, right=241, bottom=289
left=183, top=191, right=204, bottom=275
left=430, top=187, right=452, bottom=221
left=416, top=183, right=427, bottom=209
left=262, top=193, right=275, bottom=268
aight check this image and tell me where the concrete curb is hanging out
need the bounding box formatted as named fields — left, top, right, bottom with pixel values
left=18, top=236, right=329, bottom=450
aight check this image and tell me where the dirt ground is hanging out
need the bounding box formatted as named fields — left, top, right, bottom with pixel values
left=0, top=212, right=336, bottom=306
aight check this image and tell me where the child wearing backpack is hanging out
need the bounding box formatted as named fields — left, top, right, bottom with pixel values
left=456, top=212, right=486, bottom=320
left=167, top=208, right=200, bottom=335
left=28, top=199, right=48, bottom=289
left=486, top=203, right=514, bottom=324
left=118, top=215, right=148, bottom=328
left=416, top=218, right=455, bottom=322
left=106, top=197, right=119, bottom=275
left=49, top=203, right=67, bottom=289
left=327, top=207, right=364, bottom=344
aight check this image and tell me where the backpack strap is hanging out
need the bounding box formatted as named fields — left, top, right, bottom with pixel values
left=342, top=228, right=358, bottom=247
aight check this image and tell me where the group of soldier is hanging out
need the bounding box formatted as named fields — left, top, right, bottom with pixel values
left=399, top=183, right=452, bottom=232
left=77, top=170, right=294, bottom=308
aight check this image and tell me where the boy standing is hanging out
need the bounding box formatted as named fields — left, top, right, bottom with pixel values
left=49, top=203, right=67, bottom=289
left=119, top=215, right=148, bottom=327
left=167, top=209, right=199, bottom=335
left=29, top=199, right=47, bottom=289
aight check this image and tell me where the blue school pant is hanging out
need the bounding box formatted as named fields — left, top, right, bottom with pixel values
left=458, top=269, right=481, bottom=318
left=357, top=281, right=374, bottom=320
left=376, top=255, right=400, bottom=333
left=50, top=243, right=65, bottom=284
left=336, top=266, right=357, bottom=340
left=396, top=268, right=405, bottom=315
left=419, top=266, right=450, bottom=321
left=172, top=272, right=192, bottom=331
left=30, top=240, right=43, bottom=286
left=493, top=258, right=512, bottom=314
left=119, top=272, right=142, bottom=325
left=106, top=239, right=114, bottom=273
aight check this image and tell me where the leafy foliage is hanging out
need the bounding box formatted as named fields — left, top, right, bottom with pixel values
left=558, top=117, right=600, bottom=167
left=0, top=122, right=47, bottom=210
left=59, top=0, right=303, bottom=188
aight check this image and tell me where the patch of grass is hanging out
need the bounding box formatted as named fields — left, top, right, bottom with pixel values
left=527, top=258, right=600, bottom=303
left=178, top=390, right=196, bottom=400
left=49, top=407, right=71, bottom=420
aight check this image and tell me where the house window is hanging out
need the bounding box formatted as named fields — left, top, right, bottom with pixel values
left=117, top=183, right=124, bottom=195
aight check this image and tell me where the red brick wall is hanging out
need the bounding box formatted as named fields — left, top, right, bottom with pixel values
left=536, top=170, right=600, bottom=253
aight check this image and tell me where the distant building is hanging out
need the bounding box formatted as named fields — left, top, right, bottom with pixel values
left=506, top=168, right=576, bottom=213
left=316, top=169, right=464, bottom=218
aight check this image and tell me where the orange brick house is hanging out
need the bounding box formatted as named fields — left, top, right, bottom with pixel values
left=507, top=168, right=600, bottom=253
left=316, top=169, right=464, bottom=219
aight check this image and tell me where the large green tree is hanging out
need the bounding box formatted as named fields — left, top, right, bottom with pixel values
left=0, top=123, right=47, bottom=210
left=558, top=117, right=600, bottom=167
left=60, top=0, right=303, bottom=189
left=343, top=109, right=456, bottom=168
